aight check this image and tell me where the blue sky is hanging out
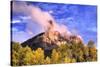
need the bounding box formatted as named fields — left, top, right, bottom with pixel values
left=11, top=1, right=97, bottom=45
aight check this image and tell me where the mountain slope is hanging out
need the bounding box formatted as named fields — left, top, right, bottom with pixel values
left=21, top=31, right=83, bottom=56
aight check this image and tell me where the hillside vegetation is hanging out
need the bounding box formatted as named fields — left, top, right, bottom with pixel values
left=11, top=40, right=97, bottom=66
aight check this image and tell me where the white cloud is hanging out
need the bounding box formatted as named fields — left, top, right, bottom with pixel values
left=87, top=27, right=97, bottom=32
left=20, top=16, right=31, bottom=20
left=66, top=17, right=74, bottom=21
left=48, top=10, right=54, bottom=14
left=12, top=16, right=30, bottom=23
left=12, top=27, right=19, bottom=32
left=12, top=19, right=21, bottom=23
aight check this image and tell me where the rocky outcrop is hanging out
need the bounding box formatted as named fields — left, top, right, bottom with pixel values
left=21, top=31, right=83, bottom=56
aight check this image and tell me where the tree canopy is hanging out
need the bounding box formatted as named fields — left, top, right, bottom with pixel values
left=11, top=40, right=97, bottom=66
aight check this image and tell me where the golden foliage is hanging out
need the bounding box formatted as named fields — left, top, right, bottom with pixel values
left=11, top=41, right=97, bottom=66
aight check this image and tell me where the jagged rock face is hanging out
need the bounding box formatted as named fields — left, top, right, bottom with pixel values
left=21, top=31, right=67, bottom=56
left=21, top=31, right=83, bottom=56
left=21, top=31, right=66, bottom=50
left=69, top=35, right=83, bottom=44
